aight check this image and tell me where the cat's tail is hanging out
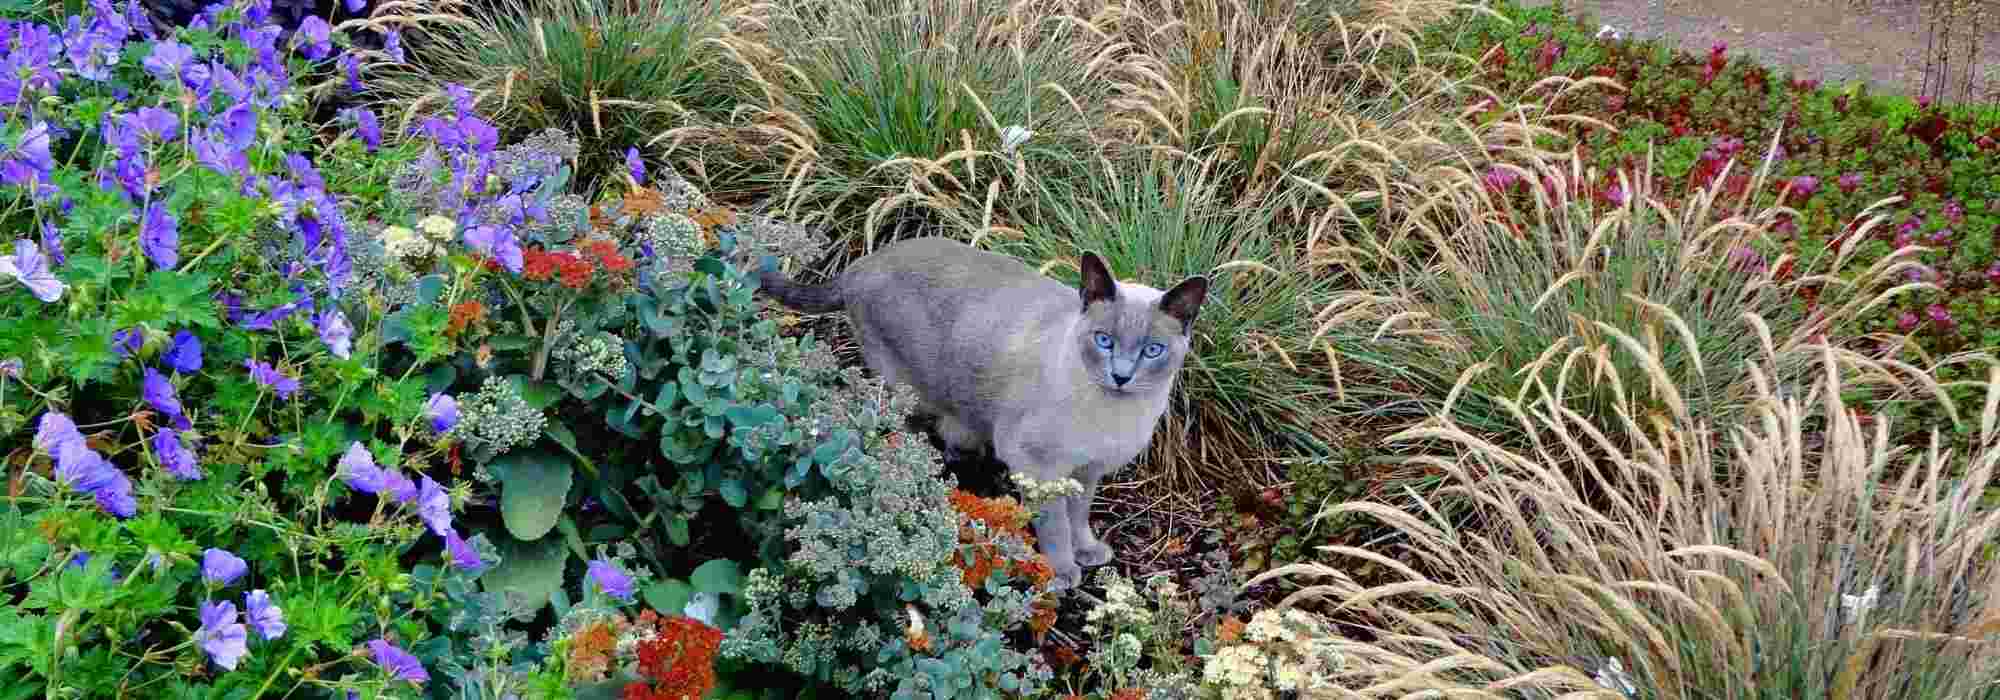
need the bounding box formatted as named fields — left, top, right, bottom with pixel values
left=753, top=256, right=844, bottom=313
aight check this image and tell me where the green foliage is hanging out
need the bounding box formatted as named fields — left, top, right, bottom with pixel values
left=702, top=0, right=1100, bottom=252
left=367, top=0, right=731, bottom=192
left=720, top=374, right=1054, bottom=699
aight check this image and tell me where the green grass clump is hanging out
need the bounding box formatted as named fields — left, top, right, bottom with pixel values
left=681, top=0, right=1103, bottom=261
left=366, top=0, right=730, bottom=193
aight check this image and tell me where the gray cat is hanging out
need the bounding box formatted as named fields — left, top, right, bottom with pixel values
left=756, top=237, right=1208, bottom=590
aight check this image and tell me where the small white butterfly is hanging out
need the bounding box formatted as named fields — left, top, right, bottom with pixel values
left=999, top=125, right=1035, bottom=154
left=1841, top=585, right=1881, bottom=624
left=1595, top=657, right=1637, bottom=696
left=1596, top=24, right=1623, bottom=40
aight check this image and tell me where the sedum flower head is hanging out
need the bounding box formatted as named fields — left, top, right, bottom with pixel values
left=455, top=375, right=546, bottom=458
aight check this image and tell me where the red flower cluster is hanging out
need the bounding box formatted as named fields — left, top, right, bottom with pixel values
left=523, top=241, right=635, bottom=290
left=624, top=611, right=723, bottom=700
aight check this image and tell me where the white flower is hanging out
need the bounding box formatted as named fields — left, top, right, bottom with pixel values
left=1841, top=585, right=1881, bottom=625
left=1595, top=657, right=1636, bottom=696
left=1596, top=24, right=1622, bottom=40
left=999, top=125, right=1034, bottom=154
left=416, top=214, right=457, bottom=241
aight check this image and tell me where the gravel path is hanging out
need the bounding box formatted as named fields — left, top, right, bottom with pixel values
left=1520, top=0, right=2000, bottom=102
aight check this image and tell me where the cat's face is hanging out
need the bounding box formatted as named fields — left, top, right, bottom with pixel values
left=1075, top=253, right=1208, bottom=394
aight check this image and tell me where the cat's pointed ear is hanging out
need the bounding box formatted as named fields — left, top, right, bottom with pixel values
left=1078, top=252, right=1117, bottom=309
left=1160, top=276, right=1209, bottom=331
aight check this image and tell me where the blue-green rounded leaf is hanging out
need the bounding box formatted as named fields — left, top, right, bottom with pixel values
left=488, top=449, right=573, bottom=541
left=691, top=559, right=743, bottom=595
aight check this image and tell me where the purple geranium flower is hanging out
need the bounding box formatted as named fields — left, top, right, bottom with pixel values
left=444, top=530, right=483, bottom=573
left=164, top=330, right=202, bottom=373
left=153, top=427, right=202, bottom=480
left=626, top=147, right=645, bottom=184
left=586, top=559, right=635, bottom=601
left=140, top=202, right=179, bottom=269
left=425, top=394, right=458, bottom=434
left=142, top=40, right=195, bottom=83
left=51, top=436, right=136, bottom=519
left=111, top=327, right=143, bottom=358
left=194, top=601, right=250, bottom=671
left=382, top=28, right=404, bottom=63
left=202, top=548, right=249, bottom=586
left=244, top=359, right=300, bottom=399
left=416, top=476, right=451, bottom=537
left=346, top=107, right=380, bottom=152
left=35, top=411, right=84, bottom=454
left=463, top=225, right=523, bottom=273
left=338, top=442, right=389, bottom=494
left=0, top=238, right=65, bottom=302
left=385, top=470, right=418, bottom=504
left=315, top=308, right=352, bottom=359
left=367, top=639, right=429, bottom=684
left=125, top=107, right=179, bottom=143
left=218, top=103, right=258, bottom=149
left=345, top=0, right=368, bottom=13
left=339, top=51, right=362, bottom=92
left=142, top=367, right=192, bottom=430
left=295, top=16, right=333, bottom=60
left=244, top=590, right=286, bottom=641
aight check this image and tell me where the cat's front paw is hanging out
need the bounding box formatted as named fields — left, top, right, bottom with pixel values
left=1075, top=539, right=1114, bottom=567
left=1046, top=561, right=1084, bottom=592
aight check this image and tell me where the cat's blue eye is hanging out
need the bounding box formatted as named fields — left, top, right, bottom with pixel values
left=1093, top=332, right=1114, bottom=350
left=1142, top=342, right=1166, bottom=358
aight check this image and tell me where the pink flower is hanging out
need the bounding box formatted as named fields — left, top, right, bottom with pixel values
left=1535, top=40, right=1563, bottom=72
left=1986, top=261, right=2000, bottom=287
left=1837, top=173, right=1862, bottom=193
left=1729, top=245, right=1767, bottom=274
left=1927, top=228, right=1955, bottom=248
left=1904, top=265, right=1934, bottom=283
left=1943, top=199, right=1965, bottom=225
left=1789, top=175, right=1820, bottom=197
left=1602, top=183, right=1627, bottom=206
left=1917, top=95, right=1933, bottom=109
left=1926, top=303, right=1954, bottom=329
left=1894, top=231, right=1916, bottom=249
left=1482, top=167, right=1521, bottom=192
left=1897, top=311, right=1920, bottom=332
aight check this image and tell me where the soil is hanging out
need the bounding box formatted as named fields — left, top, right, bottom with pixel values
left=1520, top=0, right=2000, bottom=102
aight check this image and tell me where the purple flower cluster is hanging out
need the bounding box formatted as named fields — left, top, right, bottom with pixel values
left=338, top=442, right=483, bottom=573
left=33, top=412, right=135, bottom=518
left=191, top=548, right=286, bottom=669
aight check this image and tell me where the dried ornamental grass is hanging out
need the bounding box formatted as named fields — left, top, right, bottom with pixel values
left=1256, top=326, right=2000, bottom=697
left=1311, top=137, right=1943, bottom=478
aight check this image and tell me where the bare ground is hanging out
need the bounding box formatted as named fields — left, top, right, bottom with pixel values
left=1522, top=0, right=2000, bottom=102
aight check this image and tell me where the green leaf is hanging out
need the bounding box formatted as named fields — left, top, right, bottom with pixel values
left=755, top=487, right=784, bottom=511
left=482, top=533, right=571, bottom=619
left=718, top=478, right=748, bottom=508
left=542, top=422, right=596, bottom=475
left=488, top=449, right=574, bottom=541
left=643, top=578, right=692, bottom=616
left=415, top=274, right=448, bottom=306
left=691, top=559, right=743, bottom=596
left=508, top=375, right=562, bottom=410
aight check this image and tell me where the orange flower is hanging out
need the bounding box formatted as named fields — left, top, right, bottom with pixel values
left=624, top=615, right=723, bottom=700
left=1215, top=615, right=1246, bottom=644
left=446, top=301, right=487, bottom=337
left=949, top=490, right=1052, bottom=587
left=567, top=617, right=625, bottom=683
